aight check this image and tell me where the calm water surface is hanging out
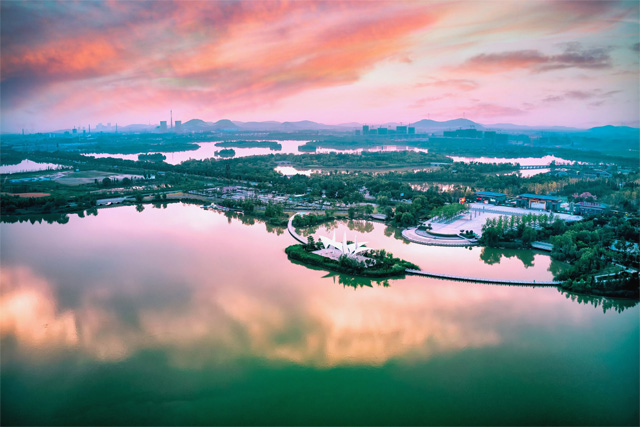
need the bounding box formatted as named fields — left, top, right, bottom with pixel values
left=83, top=140, right=309, bottom=164
left=450, top=155, right=578, bottom=166
left=84, top=143, right=428, bottom=165
left=0, top=159, right=67, bottom=174
left=1, top=204, right=638, bottom=425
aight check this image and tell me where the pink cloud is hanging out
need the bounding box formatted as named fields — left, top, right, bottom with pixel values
left=415, top=79, right=479, bottom=91
left=461, top=103, right=527, bottom=119
left=2, top=1, right=437, bottom=116
left=1, top=0, right=637, bottom=130
left=459, top=44, right=612, bottom=74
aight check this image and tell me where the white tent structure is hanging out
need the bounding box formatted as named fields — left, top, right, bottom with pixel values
left=318, top=231, right=368, bottom=257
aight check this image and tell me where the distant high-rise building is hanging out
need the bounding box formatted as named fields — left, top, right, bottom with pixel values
left=72, top=127, right=77, bottom=134
left=362, top=125, right=369, bottom=135
left=377, top=127, right=388, bottom=135
left=174, top=120, right=182, bottom=132
left=408, top=127, right=415, bottom=134
left=160, top=121, right=167, bottom=131
left=396, top=126, right=407, bottom=134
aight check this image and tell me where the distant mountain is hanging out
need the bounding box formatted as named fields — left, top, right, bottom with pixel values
left=337, top=122, right=362, bottom=128
left=585, top=125, right=639, bottom=138
left=233, top=121, right=284, bottom=131
left=410, top=118, right=484, bottom=130
left=43, top=117, right=638, bottom=135
left=120, top=124, right=154, bottom=132
left=212, top=119, right=239, bottom=130
left=280, top=120, right=337, bottom=131
left=484, top=122, right=581, bottom=132
left=231, top=120, right=355, bottom=132
left=182, top=119, right=210, bottom=130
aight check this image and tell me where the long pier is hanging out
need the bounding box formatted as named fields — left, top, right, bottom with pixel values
left=405, top=269, right=561, bottom=286
left=287, top=213, right=307, bottom=244
left=518, top=163, right=581, bottom=170
left=287, top=214, right=561, bottom=286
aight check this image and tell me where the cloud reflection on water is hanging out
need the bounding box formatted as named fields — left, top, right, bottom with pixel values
left=0, top=204, right=620, bottom=370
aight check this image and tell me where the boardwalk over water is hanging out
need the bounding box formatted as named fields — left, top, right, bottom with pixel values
left=287, top=213, right=306, bottom=244
left=405, top=269, right=561, bottom=286
left=288, top=214, right=561, bottom=287
left=518, top=163, right=581, bottom=170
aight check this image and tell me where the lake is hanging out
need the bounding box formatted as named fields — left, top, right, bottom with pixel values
left=450, top=155, right=578, bottom=166
left=83, top=140, right=310, bottom=164
left=448, top=155, right=582, bottom=177
left=0, top=159, right=67, bottom=174
left=83, top=142, right=428, bottom=165
left=1, top=204, right=638, bottom=425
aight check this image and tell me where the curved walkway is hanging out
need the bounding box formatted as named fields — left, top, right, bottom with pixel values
left=402, top=227, right=477, bottom=247
left=405, top=269, right=560, bottom=286
left=287, top=213, right=306, bottom=244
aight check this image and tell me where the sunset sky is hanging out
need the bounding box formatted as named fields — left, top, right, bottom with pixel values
left=1, top=0, right=638, bottom=133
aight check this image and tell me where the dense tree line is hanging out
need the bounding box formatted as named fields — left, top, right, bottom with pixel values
left=293, top=212, right=336, bottom=228
left=4, top=149, right=639, bottom=221
left=479, top=213, right=559, bottom=248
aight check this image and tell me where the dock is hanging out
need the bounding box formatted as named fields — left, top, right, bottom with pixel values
left=531, top=241, right=554, bottom=252
left=405, top=269, right=561, bottom=286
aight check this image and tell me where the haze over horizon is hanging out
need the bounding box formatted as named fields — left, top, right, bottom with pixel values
left=1, top=1, right=639, bottom=133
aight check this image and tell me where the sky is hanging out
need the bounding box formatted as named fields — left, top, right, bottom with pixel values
left=1, top=0, right=638, bottom=133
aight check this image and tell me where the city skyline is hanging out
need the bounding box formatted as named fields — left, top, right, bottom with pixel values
left=1, top=1, right=639, bottom=133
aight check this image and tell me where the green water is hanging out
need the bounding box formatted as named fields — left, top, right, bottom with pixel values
left=1, top=204, right=638, bottom=425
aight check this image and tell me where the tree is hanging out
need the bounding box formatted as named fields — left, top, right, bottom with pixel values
left=481, top=227, right=500, bottom=247
left=305, top=236, right=318, bottom=251
left=551, top=231, right=577, bottom=261
left=241, top=199, right=255, bottom=213
left=400, top=212, right=415, bottom=226
left=376, top=195, right=390, bottom=206
left=102, top=177, right=112, bottom=187
left=384, top=206, right=394, bottom=219
left=521, top=227, right=537, bottom=246
left=348, top=206, right=356, bottom=219
left=265, top=202, right=283, bottom=218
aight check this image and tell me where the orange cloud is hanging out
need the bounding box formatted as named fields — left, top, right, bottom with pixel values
left=1, top=1, right=437, bottom=115
left=2, top=38, right=124, bottom=78
left=415, top=79, right=479, bottom=91
left=1, top=0, right=637, bottom=129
